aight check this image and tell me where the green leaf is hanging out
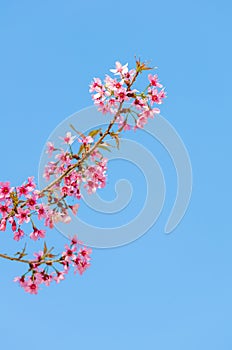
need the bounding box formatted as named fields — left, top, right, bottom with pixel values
left=78, top=144, right=85, bottom=155
left=89, top=129, right=101, bottom=138
left=43, top=242, right=48, bottom=254
left=70, top=124, right=85, bottom=138
left=98, top=144, right=112, bottom=152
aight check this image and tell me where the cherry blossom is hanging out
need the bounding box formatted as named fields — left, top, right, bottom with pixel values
left=110, top=61, right=129, bottom=76
left=61, top=132, right=76, bottom=145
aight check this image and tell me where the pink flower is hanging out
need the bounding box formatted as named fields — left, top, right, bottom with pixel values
left=45, top=211, right=55, bottom=229
left=79, top=247, right=92, bottom=260
left=74, top=258, right=90, bottom=275
left=15, top=208, right=30, bottom=225
left=70, top=234, right=82, bottom=246
left=140, top=108, right=160, bottom=121
left=78, top=136, right=94, bottom=145
left=0, top=201, right=11, bottom=217
left=148, top=74, right=163, bottom=88
left=46, top=142, right=55, bottom=156
left=123, top=124, right=131, bottom=131
left=26, top=177, right=36, bottom=192
left=54, top=271, right=65, bottom=283
left=148, top=88, right=166, bottom=105
left=61, top=132, right=76, bottom=145
left=24, top=281, right=39, bottom=295
left=11, top=219, right=17, bottom=232
left=17, top=184, right=29, bottom=197
left=116, top=115, right=124, bottom=126
left=30, top=228, right=46, bottom=241
left=26, top=195, right=38, bottom=209
left=0, top=182, right=12, bottom=200
left=14, top=228, right=24, bottom=241
left=40, top=272, right=53, bottom=286
left=37, top=204, right=48, bottom=220
left=110, top=61, right=128, bottom=76
left=89, top=77, right=103, bottom=93
left=114, top=87, right=129, bottom=102
left=62, top=244, right=77, bottom=262
left=136, top=115, right=148, bottom=129
left=14, top=276, right=27, bottom=288
left=55, top=151, right=71, bottom=165
left=69, top=204, right=79, bottom=216
left=33, top=251, right=44, bottom=260
left=0, top=218, right=7, bottom=231
left=133, top=97, right=146, bottom=110
left=123, top=69, right=136, bottom=83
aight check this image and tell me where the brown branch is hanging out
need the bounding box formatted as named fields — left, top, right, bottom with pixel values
left=0, top=252, right=62, bottom=267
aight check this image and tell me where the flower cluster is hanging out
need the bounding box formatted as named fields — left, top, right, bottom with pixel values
left=0, top=178, right=49, bottom=241
left=90, top=60, right=166, bottom=130
left=14, top=236, right=91, bottom=294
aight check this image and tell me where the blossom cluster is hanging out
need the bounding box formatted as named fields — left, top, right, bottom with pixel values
left=0, top=178, right=49, bottom=240
left=89, top=60, right=166, bottom=130
left=14, top=236, right=91, bottom=294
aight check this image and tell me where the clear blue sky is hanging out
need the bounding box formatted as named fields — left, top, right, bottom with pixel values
left=0, top=1, right=231, bottom=349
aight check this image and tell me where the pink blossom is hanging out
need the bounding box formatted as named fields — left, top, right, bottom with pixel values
left=116, top=115, right=124, bottom=126
left=123, top=123, right=131, bottom=131
left=79, top=247, right=92, bottom=260
left=15, top=208, right=30, bottom=225
left=74, top=258, right=91, bottom=275
left=14, top=276, right=27, bottom=288
left=37, top=204, right=48, bottom=220
left=69, top=204, right=79, bottom=215
left=159, top=89, right=167, bottom=99
left=26, top=195, right=38, bottom=210
left=11, top=219, right=17, bottom=232
left=14, top=228, right=24, bottom=241
left=89, top=77, right=103, bottom=93
left=54, top=271, right=65, bottom=283
left=62, top=244, right=77, bottom=262
left=46, top=142, right=55, bottom=156
left=30, top=228, right=46, bottom=241
left=137, top=115, right=148, bottom=129
left=0, top=218, right=7, bottom=231
left=148, top=88, right=166, bottom=105
left=110, top=61, right=128, bottom=76
left=0, top=201, right=11, bottom=217
left=114, top=87, right=129, bottom=102
left=96, top=101, right=112, bottom=114
left=24, top=281, right=39, bottom=295
left=26, top=177, right=36, bottom=192
left=148, top=74, right=163, bottom=88
left=55, top=151, right=71, bottom=165
left=61, top=132, right=76, bottom=145
left=17, top=184, right=29, bottom=197
left=140, top=108, right=159, bottom=121
left=0, top=182, right=12, bottom=200
left=78, top=136, right=94, bottom=145
left=90, top=149, right=102, bottom=161
left=133, top=97, right=146, bottom=110
left=123, top=69, right=136, bottom=83
left=40, top=272, right=53, bottom=286
left=33, top=251, right=44, bottom=260
left=70, top=234, right=82, bottom=246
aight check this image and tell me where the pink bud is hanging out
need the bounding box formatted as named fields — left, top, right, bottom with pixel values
left=0, top=219, right=7, bottom=231
left=11, top=220, right=17, bottom=232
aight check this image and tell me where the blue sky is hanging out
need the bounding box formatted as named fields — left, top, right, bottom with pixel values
left=0, top=1, right=231, bottom=349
